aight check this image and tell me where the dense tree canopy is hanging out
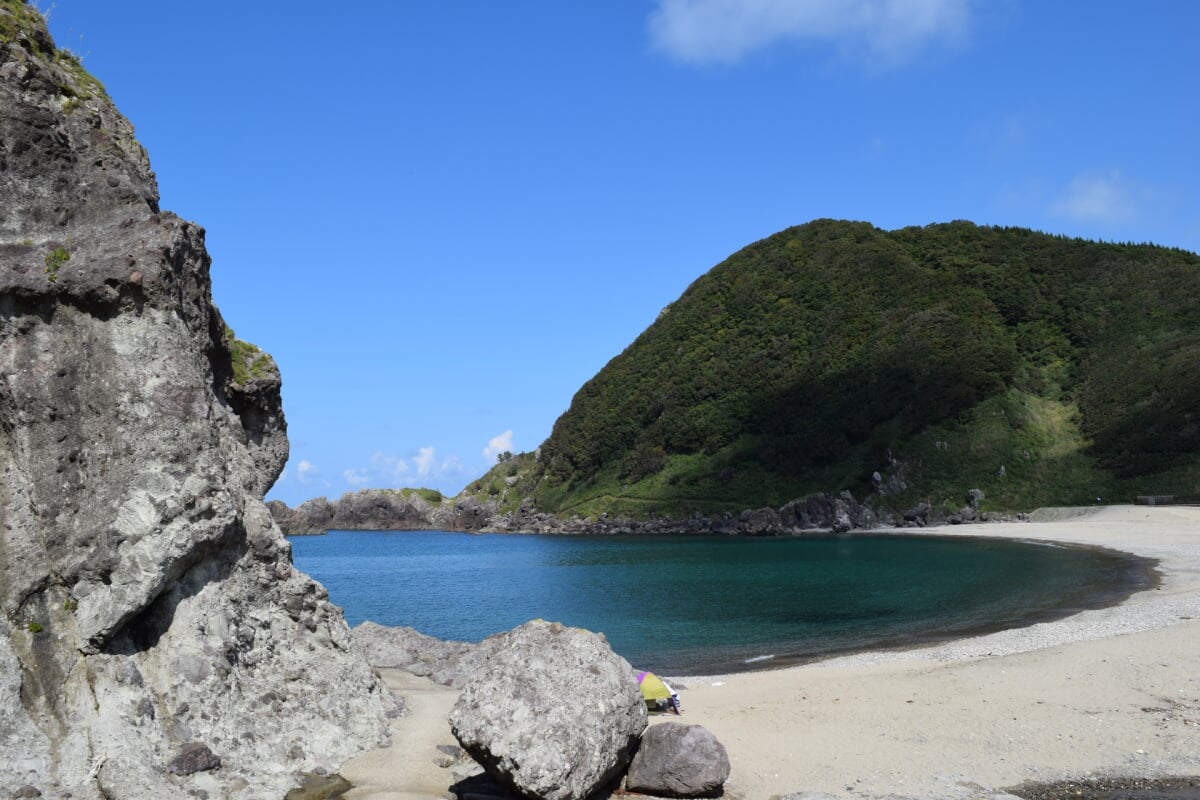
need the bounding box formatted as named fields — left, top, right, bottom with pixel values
left=506, top=220, right=1200, bottom=516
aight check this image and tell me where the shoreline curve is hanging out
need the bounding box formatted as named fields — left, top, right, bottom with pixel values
left=343, top=504, right=1200, bottom=800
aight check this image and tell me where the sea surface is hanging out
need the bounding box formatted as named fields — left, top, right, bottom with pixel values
left=289, top=530, right=1151, bottom=675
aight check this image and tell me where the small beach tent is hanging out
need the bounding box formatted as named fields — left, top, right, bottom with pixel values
left=637, top=671, right=671, bottom=707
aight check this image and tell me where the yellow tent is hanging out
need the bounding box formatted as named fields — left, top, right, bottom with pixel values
left=637, top=671, right=671, bottom=706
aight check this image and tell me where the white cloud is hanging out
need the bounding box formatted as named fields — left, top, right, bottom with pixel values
left=340, top=447, right=471, bottom=493
left=368, top=451, right=410, bottom=485
left=414, top=446, right=436, bottom=477
left=1051, top=170, right=1138, bottom=223
left=483, top=430, right=515, bottom=462
left=648, top=0, right=971, bottom=65
left=296, top=459, right=318, bottom=484
left=343, top=469, right=370, bottom=487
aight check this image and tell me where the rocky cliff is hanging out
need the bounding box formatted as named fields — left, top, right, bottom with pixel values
left=0, top=4, right=393, bottom=797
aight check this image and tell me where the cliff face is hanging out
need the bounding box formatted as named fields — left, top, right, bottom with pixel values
left=0, top=4, right=392, bottom=797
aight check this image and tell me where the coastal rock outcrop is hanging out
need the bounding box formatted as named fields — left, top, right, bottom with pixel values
left=271, top=488, right=886, bottom=536
left=353, top=621, right=501, bottom=689
left=448, top=619, right=647, bottom=800
left=270, top=488, right=499, bottom=535
left=625, top=722, right=731, bottom=799
left=0, top=6, right=393, bottom=797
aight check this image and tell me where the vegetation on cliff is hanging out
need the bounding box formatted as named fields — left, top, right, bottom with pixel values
left=0, top=0, right=108, bottom=103
left=490, top=220, right=1199, bottom=518
left=223, top=324, right=276, bottom=386
left=463, top=451, right=541, bottom=515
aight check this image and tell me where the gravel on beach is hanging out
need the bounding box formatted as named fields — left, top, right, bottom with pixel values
left=1010, top=776, right=1200, bottom=799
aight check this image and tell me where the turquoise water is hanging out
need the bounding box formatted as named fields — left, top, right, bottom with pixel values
left=288, top=530, right=1151, bottom=675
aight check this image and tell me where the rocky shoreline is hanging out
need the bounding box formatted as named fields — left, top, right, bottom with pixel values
left=269, top=486, right=1023, bottom=537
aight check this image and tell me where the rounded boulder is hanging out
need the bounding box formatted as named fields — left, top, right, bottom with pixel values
left=626, top=722, right=731, bottom=798
left=448, top=619, right=647, bottom=800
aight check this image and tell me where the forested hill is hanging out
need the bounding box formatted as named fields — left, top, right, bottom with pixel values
left=502, top=220, right=1200, bottom=518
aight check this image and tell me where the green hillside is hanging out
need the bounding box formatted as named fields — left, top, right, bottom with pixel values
left=512, top=220, right=1200, bottom=518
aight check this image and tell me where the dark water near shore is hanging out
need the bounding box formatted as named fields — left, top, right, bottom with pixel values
left=288, top=530, right=1152, bottom=675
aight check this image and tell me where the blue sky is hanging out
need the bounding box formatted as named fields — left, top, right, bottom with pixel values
left=40, top=1, right=1199, bottom=506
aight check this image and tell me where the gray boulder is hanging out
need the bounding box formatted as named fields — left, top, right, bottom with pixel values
left=448, top=620, right=647, bottom=800
left=902, top=501, right=932, bottom=527
left=626, top=722, right=731, bottom=798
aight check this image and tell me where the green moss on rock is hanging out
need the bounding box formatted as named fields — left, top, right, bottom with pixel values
left=223, top=324, right=273, bottom=386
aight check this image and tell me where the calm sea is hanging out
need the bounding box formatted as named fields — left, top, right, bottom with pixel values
left=289, top=530, right=1151, bottom=675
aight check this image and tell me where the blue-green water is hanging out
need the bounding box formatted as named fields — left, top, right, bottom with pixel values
left=288, top=530, right=1151, bottom=675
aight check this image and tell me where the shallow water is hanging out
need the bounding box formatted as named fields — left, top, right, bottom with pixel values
left=288, top=530, right=1151, bottom=675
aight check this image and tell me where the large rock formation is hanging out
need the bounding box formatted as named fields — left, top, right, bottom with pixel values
left=448, top=620, right=647, bottom=800
left=0, top=5, right=393, bottom=797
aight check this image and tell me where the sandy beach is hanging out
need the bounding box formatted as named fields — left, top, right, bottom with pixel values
left=342, top=505, right=1200, bottom=800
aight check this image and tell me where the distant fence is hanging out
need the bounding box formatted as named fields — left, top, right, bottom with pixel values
left=1135, top=495, right=1200, bottom=506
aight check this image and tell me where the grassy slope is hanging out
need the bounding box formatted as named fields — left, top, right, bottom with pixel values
left=507, top=220, right=1200, bottom=518
left=461, top=453, right=540, bottom=514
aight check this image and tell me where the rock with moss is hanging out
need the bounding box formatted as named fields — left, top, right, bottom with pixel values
left=0, top=6, right=393, bottom=798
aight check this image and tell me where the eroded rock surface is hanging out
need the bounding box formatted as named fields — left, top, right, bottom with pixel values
left=353, top=621, right=508, bottom=689
left=448, top=620, right=647, bottom=800
left=0, top=5, right=393, bottom=797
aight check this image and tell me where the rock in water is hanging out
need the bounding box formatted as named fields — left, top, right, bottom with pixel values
left=626, top=722, right=731, bottom=798
left=0, top=6, right=393, bottom=798
left=448, top=620, right=647, bottom=800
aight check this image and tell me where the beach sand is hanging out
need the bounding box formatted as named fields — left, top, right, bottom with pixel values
left=342, top=505, right=1200, bottom=800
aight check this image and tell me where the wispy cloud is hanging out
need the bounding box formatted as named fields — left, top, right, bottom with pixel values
left=440, top=455, right=465, bottom=480
left=339, top=447, right=471, bottom=493
left=368, top=451, right=411, bottom=484
left=343, top=469, right=371, bottom=487
left=648, top=0, right=972, bottom=66
left=1051, top=170, right=1138, bottom=223
left=483, top=430, right=514, bottom=462
left=414, top=446, right=436, bottom=477
left=296, top=459, right=318, bottom=485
